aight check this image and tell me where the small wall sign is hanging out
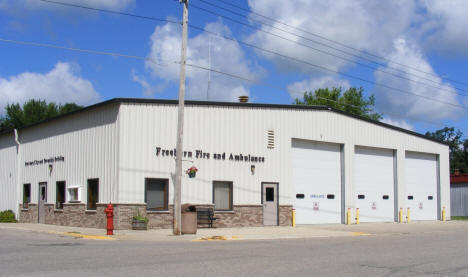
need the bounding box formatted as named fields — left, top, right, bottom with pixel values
left=25, top=156, right=65, bottom=167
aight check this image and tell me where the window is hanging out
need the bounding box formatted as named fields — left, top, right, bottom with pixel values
left=266, top=187, right=274, bottom=202
left=68, top=187, right=80, bottom=202
left=56, top=181, right=65, bottom=209
left=23, top=184, right=31, bottom=209
left=145, top=179, right=168, bottom=211
left=213, top=181, right=233, bottom=211
left=87, top=179, right=99, bottom=210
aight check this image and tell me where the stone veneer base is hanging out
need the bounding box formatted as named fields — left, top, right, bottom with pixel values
left=19, top=203, right=293, bottom=229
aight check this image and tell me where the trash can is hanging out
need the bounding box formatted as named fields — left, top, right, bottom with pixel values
left=181, top=204, right=197, bottom=234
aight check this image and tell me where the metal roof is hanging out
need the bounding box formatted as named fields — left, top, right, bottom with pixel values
left=0, top=97, right=448, bottom=146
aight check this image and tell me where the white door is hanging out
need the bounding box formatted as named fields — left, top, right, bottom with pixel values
left=405, top=152, right=438, bottom=220
left=354, top=146, right=395, bottom=222
left=292, top=139, right=342, bottom=224
left=38, top=182, right=47, bottom=224
left=262, top=183, right=278, bottom=226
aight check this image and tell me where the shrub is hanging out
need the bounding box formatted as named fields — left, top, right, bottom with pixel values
left=0, top=210, right=17, bottom=223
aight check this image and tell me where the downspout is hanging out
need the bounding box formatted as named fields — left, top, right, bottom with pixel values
left=14, top=129, right=21, bottom=221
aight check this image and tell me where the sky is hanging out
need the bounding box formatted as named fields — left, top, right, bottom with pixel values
left=0, top=0, right=467, bottom=136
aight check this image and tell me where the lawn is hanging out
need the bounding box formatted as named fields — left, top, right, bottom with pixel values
left=451, top=216, right=468, bottom=220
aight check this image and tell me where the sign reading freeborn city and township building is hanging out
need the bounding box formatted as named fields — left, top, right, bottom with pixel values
left=25, top=156, right=65, bottom=167
left=155, top=147, right=265, bottom=163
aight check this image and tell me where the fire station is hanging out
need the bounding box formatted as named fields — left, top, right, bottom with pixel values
left=0, top=98, right=450, bottom=229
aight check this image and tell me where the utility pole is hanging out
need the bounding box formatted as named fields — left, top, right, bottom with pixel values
left=174, top=0, right=188, bottom=236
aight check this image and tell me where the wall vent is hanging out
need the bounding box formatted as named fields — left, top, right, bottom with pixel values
left=267, top=130, right=275, bottom=149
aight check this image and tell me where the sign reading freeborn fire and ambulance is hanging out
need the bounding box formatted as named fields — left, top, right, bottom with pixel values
left=155, top=147, right=265, bottom=163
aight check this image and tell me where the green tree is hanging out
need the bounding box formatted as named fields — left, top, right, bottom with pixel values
left=0, top=99, right=83, bottom=131
left=294, top=87, right=382, bottom=121
left=425, top=127, right=468, bottom=173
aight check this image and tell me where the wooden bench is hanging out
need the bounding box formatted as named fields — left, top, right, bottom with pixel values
left=197, top=207, right=217, bottom=228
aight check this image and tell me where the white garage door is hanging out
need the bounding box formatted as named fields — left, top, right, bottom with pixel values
left=292, top=139, right=342, bottom=224
left=354, top=146, right=395, bottom=222
left=405, top=152, right=438, bottom=220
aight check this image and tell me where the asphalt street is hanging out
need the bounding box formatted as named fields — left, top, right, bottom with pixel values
left=1, top=226, right=468, bottom=277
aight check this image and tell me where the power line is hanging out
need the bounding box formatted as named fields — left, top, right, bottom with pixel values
left=190, top=1, right=468, bottom=97
left=39, top=0, right=179, bottom=24
left=34, top=0, right=468, bottom=109
left=187, top=62, right=468, bottom=133
left=0, top=38, right=175, bottom=66
left=41, top=0, right=468, bottom=96
left=1, top=37, right=466, bottom=133
left=204, top=0, right=468, bottom=88
left=187, top=25, right=468, bottom=111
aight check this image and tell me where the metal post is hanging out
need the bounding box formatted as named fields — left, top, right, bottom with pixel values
left=355, top=208, right=360, bottom=224
left=346, top=208, right=351, bottom=225
left=173, top=0, right=189, bottom=236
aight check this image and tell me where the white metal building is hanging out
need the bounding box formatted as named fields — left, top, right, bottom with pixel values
left=0, top=98, right=450, bottom=229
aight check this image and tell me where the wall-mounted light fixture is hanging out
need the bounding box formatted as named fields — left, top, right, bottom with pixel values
left=251, top=165, right=255, bottom=175
left=49, top=164, right=53, bottom=175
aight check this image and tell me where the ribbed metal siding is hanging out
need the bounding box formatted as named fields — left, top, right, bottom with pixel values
left=18, top=104, right=119, bottom=206
left=118, top=103, right=450, bottom=215
left=0, top=134, right=18, bottom=214
left=451, top=183, right=468, bottom=216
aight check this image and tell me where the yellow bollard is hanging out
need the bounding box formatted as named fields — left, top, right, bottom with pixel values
left=355, top=208, right=360, bottom=225
left=399, top=208, right=403, bottom=224
left=292, top=208, right=296, bottom=227
left=442, top=206, right=446, bottom=222
left=346, top=208, right=351, bottom=225
left=407, top=207, right=411, bottom=223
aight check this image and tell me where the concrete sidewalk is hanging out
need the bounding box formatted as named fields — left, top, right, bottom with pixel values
left=1, top=221, right=466, bottom=242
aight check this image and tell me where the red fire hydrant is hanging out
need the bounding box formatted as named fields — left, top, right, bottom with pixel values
left=104, top=203, right=114, bottom=235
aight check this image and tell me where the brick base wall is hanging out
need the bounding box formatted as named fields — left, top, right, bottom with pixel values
left=19, top=203, right=38, bottom=223
left=18, top=203, right=293, bottom=229
left=279, top=205, right=293, bottom=226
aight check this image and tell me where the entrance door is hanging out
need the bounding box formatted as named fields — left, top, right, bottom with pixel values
left=354, top=146, right=395, bottom=222
left=38, top=182, right=47, bottom=224
left=405, top=152, right=438, bottom=220
left=292, top=140, right=342, bottom=224
left=262, top=183, right=278, bottom=225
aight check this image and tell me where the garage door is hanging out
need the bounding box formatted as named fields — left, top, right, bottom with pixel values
left=354, top=146, right=395, bottom=222
left=292, top=139, right=342, bottom=224
left=405, top=152, right=438, bottom=220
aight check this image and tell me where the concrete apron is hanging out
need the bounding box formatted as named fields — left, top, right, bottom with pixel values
left=0, top=221, right=466, bottom=242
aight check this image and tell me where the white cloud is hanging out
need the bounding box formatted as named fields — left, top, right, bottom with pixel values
left=146, top=20, right=261, bottom=101
left=0, top=62, right=100, bottom=112
left=381, top=117, right=414, bottom=131
left=247, top=0, right=417, bottom=73
left=374, top=38, right=464, bottom=121
left=421, top=0, right=468, bottom=55
left=287, top=75, right=350, bottom=100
